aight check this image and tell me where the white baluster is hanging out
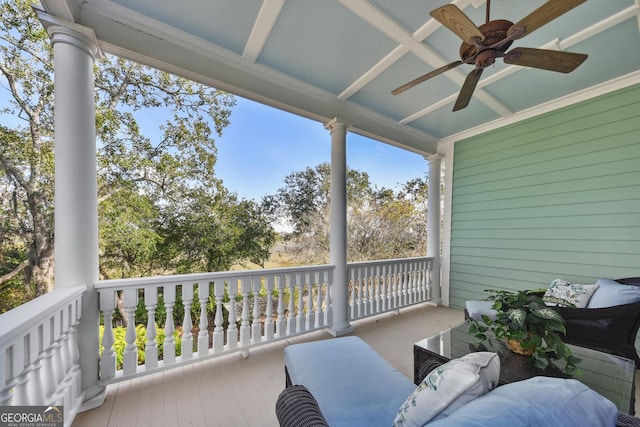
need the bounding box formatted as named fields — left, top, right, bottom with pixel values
left=51, top=312, right=65, bottom=387
left=198, top=282, right=210, bottom=357
left=9, top=340, right=30, bottom=406
left=296, top=274, right=305, bottom=332
left=27, top=326, right=45, bottom=405
left=412, top=261, right=419, bottom=303
left=213, top=281, right=225, bottom=352
left=314, top=272, right=324, bottom=328
left=60, top=306, right=73, bottom=377
left=382, top=264, right=390, bottom=311
left=67, top=301, right=82, bottom=408
left=362, top=267, right=373, bottom=316
left=408, top=262, right=414, bottom=305
left=369, top=267, right=375, bottom=315
left=264, top=275, right=275, bottom=341
left=374, top=265, right=381, bottom=314
left=163, top=285, right=176, bottom=364
left=144, top=286, right=158, bottom=369
left=426, top=261, right=433, bottom=300
left=324, top=270, right=333, bottom=326
left=251, top=277, right=262, bottom=344
left=401, top=262, right=408, bottom=307
left=41, top=316, right=57, bottom=400
left=240, top=278, right=251, bottom=349
left=305, top=273, right=314, bottom=331
left=275, top=275, right=286, bottom=338
left=402, top=263, right=409, bottom=306
left=286, top=274, right=296, bottom=335
left=227, top=282, right=238, bottom=349
left=122, top=288, right=138, bottom=375
left=0, top=344, right=12, bottom=405
left=349, top=268, right=356, bottom=319
left=406, top=262, right=412, bottom=305
left=418, top=261, right=425, bottom=302
left=99, top=290, right=116, bottom=380
left=357, top=268, right=364, bottom=318
left=391, top=263, right=399, bottom=310
left=181, top=283, right=194, bottom=361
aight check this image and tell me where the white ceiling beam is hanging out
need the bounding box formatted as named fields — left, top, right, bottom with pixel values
left=243, top=0, right=286, bottom=63
left=339, top=45, right=408, bottom=100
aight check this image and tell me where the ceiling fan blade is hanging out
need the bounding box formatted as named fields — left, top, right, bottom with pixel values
left=507, top=0, right=587, bottom=40
left=391, top=61, right=463, bottom=95
left=430, top=5, right=485, bottom=44
left=453, top=68, right=483, bottom=111
left=504, top=47, right=588, bottom=73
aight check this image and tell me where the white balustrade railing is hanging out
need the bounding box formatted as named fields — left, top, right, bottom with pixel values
left=0, top=257, right=434, bottom=414
left=96, top=265, right=334, bottom=384
left=347, top=257, right=433, bottom=320
left=0, top=285, right=85, bottom=427
left=0, top=256, right=434, bottom=427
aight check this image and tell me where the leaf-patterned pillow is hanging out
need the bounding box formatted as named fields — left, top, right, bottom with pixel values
left=393, top=352, right=500, bottom=426
left=543, top=279, right=599, bottom=308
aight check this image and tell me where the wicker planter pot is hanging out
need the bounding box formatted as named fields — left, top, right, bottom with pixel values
left=505, top=337, right=535, bottom=356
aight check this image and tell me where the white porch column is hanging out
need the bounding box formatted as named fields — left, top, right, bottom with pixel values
left=45, top=17, right=104, bottom=406
left=426, top=155, right=442, bottom=305
left=325, top=118, right=354, bottom=336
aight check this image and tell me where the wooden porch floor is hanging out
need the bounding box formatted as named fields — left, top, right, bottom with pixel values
left=72, top=304, right=640, bottom=426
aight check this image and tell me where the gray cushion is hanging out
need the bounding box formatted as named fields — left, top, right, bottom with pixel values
left=427, top=376, right=618, bottom=427
left=284, top=337, right=415, bottom=427
left=465, top=300, right=497, bottom=321
left=587, top=278, right=640, bottom=308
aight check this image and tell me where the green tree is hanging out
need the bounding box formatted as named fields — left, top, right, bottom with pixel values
left=0, top=0, right=275, bottom=312
left=264, top=163, right=427, bottom=264
left=0, top=2, right=56, bottom=297
left=162, top=191, right=275, bottom=272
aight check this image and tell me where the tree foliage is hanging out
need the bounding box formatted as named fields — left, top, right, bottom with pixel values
left=0, top=0, right=275, bottom=311
left=264, top=162, right=428, bottom=264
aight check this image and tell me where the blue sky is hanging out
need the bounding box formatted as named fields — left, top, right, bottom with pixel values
left=0, top=82, right=426, bottom=203
left=215, top=96, right=428, bottom=201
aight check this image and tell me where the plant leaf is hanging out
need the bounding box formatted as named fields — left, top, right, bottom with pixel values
left=507, top=308, right=526, bottom=328
left=533, top=307, right=565, bottom=323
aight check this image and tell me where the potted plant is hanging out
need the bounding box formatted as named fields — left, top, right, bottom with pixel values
left=467, top=289, right=581, bottom=375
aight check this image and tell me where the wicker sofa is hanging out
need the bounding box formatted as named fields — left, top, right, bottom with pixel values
left=277, top=336, right=637, bottom=427
left=465, top=277, right=640, bottom=367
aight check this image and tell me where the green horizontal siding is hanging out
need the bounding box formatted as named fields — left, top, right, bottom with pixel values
left=449, top=83, right=640, bottom=311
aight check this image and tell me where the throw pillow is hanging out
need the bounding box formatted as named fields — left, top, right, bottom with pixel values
left=542, top=279, right=599, bottom=308
left=587, top=278, right=640, bottom=308
left=392, top=352, right=500, bottom=427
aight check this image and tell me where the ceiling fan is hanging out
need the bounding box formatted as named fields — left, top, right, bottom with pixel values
left=391, top=0, right=589, bottom=111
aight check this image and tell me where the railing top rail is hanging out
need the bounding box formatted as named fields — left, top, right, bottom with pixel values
left=95, top=264, right=336, bottom=290
left=347, top=256, right=433, bottom=268
left=0, top=285, right=86, bottom=348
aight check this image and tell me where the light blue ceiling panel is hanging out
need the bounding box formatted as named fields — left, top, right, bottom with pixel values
left=258, top=0, right=398, bottom=95
left=110, top=0, right=262, bottom=55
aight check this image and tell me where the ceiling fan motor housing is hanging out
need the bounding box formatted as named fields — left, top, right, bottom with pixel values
left=459, top=19, right=514, bottom=65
